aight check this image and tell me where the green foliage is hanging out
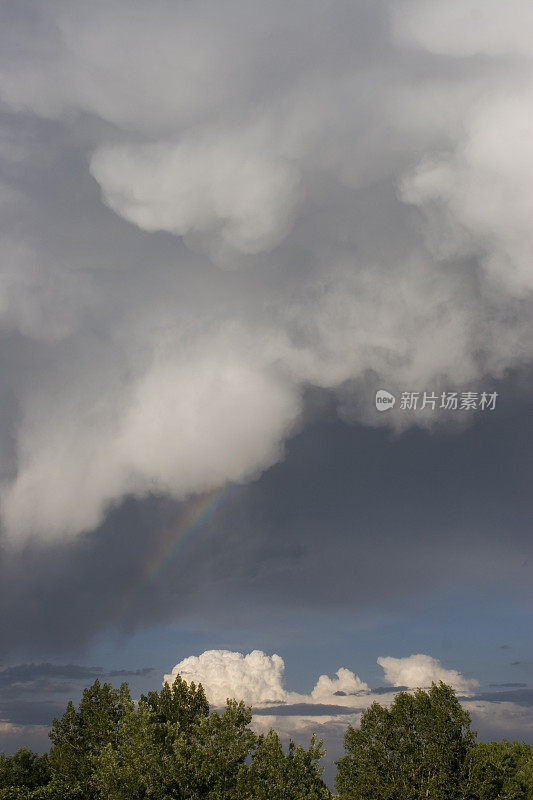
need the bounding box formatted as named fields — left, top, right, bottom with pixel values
left=336, top=681, right=476, bottom=800
left=3, top=677, right=531, bottom=800
left=462, top=740, right=533, bottom=800
left=48, top=679, right=132, bottom=797
left=0, top=776, right=84, bottom=800
left=167, top=698, right=257, bottom=799
left=0, top=750, right=49, bottom=791
left=92, top=682, right=257, bottom=799
left=236, top=729, right=331, bottom=800
left=91, top=683, right=333, bottom=800
left=91, top=700, right=170, bottom=800
left=141, top=674, right=209, bottom=733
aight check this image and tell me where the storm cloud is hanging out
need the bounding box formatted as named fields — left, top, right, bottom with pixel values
left=0, top=0, right=532, bottom=543
left=0, top=0, right=532, bottom=761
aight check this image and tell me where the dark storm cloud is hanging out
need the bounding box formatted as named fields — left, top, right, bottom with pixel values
left=106, top=667, right=154, bottom=678
left=0, top=664, right=101, bottom=687
left=489, top=683, right=528, bottom=689
left=252, top=704, right=362, bottom=717
left=0, top=494, right=197, bottom=656
left=0, top=700, right=65, bottom=727
left=0, top=386, right=531, bottom=658
left=0, top=0, right=533, bottom=546
left=470, top=690, right=533, bottom=707
left=0, top=0, right=531, bottom=759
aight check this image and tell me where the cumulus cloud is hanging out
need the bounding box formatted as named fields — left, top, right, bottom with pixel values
left=163, top=650, right=287, bottom=707
left=377, top=654, right=479, bottom=694
left=311, top=668, right=369, bottom=701
left=162, top=648, right=533, bottom=769
left=0, top=0, right=533, bottom=539
left=164, top=649, right=478, bottom=709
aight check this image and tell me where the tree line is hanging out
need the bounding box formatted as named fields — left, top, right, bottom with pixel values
left=0, top=677, right=531, bottom=799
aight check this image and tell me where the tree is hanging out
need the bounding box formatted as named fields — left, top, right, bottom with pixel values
left=92, top=700, right=171, bottom=800
left=236, top=729, right=331, bottom=800
left=462, top=740, right=533, bottom=800
left=0, top=749, right=49, bottom=791
left=336, top=682, right=476, bottom=800
left=169, top=698, right=257, bottom=799
left=48, top=679, right=131, bottom=797
left=141, top=674, right=209, bottom=736
left=93, top=680, right=259, bottom=799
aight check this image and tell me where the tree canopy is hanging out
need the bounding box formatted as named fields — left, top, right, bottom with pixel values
left=0, top=678, right=531, bottom=800
left=335, top=682, right=532, bottom=800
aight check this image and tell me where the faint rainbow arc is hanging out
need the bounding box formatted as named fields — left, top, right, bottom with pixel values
left=115, top=482, right=236, bottom=623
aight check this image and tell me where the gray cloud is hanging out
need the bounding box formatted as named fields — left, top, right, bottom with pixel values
left=0, top=700, right=65, bottom=727
left=0, top=664, right=102, bottom=688
left=0, top=0, right=532, bottom=544
left=470, top=690, right=533, bottom=707
left=252, top=704, right=362, bottom=717
left=106, top=667, right=154, bottom=678
left=0, top=388, right=531, bottom=658
left=0, top=3, right=531, bottom=763
left=489, top=683, right=528, bottom=689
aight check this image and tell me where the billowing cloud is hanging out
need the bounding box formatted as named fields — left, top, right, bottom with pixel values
left=401, top=89, right=533, bottom=296
left=90, top=132, right=302, bottom=265
left=0, top=0, right=532, bottom=544
left=162, top=647, right=532, bottom=775
left=377, top=654, right=479, bottom=694
left=164, top=649, right=478, bottom=709
left=163, top=650, right=287, bottom=706
left=311, top=668, right=369, bottom=701
left=393, top=0, right=533, bottom=58
left=164, top=650, right=372, bottom=709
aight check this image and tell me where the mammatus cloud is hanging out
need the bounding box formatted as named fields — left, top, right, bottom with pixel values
left=0, top=0, right=533, bottom=539
left=377, top=654, right=479, bottom=694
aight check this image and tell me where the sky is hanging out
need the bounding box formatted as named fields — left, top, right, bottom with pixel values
left=0, top=0, right=532, bottom=782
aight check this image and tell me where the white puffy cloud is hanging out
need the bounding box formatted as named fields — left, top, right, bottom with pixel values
left=165, top=650, right=371, bottom=709
left=163, top=649, right=533, bottom=770
left=377, top=654, right=479, bottom=694
left=311, top=668, right=369, bottom=702
left=163, top=650, right=287, bottom=707
left=164, top=649, right=479, bottom=709
left=163, top=648, right=533, bottom=768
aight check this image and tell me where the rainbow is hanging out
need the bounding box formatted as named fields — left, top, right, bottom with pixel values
left=115, top=482, right=236, bottom=623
